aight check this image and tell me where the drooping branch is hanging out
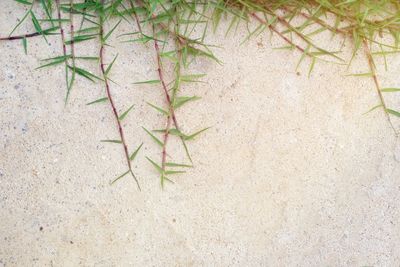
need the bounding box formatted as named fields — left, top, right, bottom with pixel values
left=0, top=31, right=42, bottom=41
left=280, top=7, right=347, bottom=36
left=132, top=0, right=192, bottom=163
left=54, top=0, right=72, bottom=103
left=66, top=0, right=77, bottom=101
left=363, top=39, right=397, bottom=135
left=151, top=22, right=174, bottom=185
left=99, top=1, right=141, bottom=190
left=251, top=13, right=307, bottom=55
left=55, top=0, right=68, bottom=58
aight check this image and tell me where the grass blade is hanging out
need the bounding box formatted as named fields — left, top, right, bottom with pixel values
left=142, top=127, right=163, bottom=147
left=130, top=143, right=143, bottom=161
left=110, top=170, right=130, bottom=185
left=118, top=104, right=134, bottom=121
left=86, top=97, right=108, bottom=105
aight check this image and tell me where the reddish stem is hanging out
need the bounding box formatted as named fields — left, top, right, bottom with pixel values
left=251, top=13, right=307, bottom=54
left=69, top=0, right=76, bottom=61
left=132, top=0, right=190, bottom=168
left=253, top=8, right=338, bottom=62
left=55, top=0, right=73, bottom=103
left=280, top=6, right=347, bottom=36
left=66, top=0, right=76, bottom=99
left=55, top=0, right=67, bottom=57
left=161, top=115, right=172, bottom=176
left=0, top=32, right=41, bottom=41
left=363, top=39, right=397, bottom=135
left=99, top=4, right=140, bottom=189
left=130, top=0, right=143, bottom=34
left=132, top=1, right=186, bottom=131
left=152, top=23, right=174, bottom=174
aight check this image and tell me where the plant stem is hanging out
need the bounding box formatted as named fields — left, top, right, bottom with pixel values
left=78, top=0, right=89, bottom=32
left=66, top=0, right=76, bottom=102
left=265, top=6, right=340, bottom=61
left=151, top=22, right=174, bottom=183
left=55, top=0, right=67, bottom=58
left=99, top=2, right=141, bottom=190
left=0, top=32, right=42, bottom=41
left=170, top=8, right=193, bottom=163
left=281, top=6, right=347, bottom=36
left=129, top=0, right=143, bottom=33
left=132, top=0, right=192, bottom=164
left=363, top=39, right=397, bottom=135
left=251, top=13, right=307, bottom=55
left=69, top=0, right=75, bottom=64
left=55, top=0, right=71, bottom=104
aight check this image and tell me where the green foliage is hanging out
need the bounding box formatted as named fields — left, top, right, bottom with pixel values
left=2, top=0, right=400, bottom=189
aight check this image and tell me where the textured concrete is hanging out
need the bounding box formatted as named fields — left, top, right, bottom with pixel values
left=1, top=3, right=400, bottom=266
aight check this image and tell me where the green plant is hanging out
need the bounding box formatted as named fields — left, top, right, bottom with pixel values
left=1, top=0, right=399, bottom=188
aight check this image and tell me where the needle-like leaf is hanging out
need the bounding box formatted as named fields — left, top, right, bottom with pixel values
left=110, top=170, right=130, bottom=185
left=142, top=127, right=163, bottom=147
left=118, top=104, right=134, bottom=121
left=86, top=97, right=108, bottom=105
left=130, top=143, right=143, bottom=161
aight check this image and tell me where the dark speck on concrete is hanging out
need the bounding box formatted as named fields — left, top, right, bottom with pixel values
left=39, top=226, right=43, bottom=231
left=21, top=123, right=28, bottom=134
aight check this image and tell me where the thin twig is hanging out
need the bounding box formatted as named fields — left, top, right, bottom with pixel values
left=129, top=0, right=143, bottom=33
left=69, top=0, right=76, bottom=65
left=131, top=0, right=173, bottom=184
left=169, top=7, right=193, bottom=163
left=55, top=0, right=68, bottom=58
left=251, top=13, right=307, bottom=54
left=280, top=6, right=347, bottom=36
left=132, top=0, right=192, bottom=163
left=99, top=1, right=141, bottom=190
left=0, top=32, right=42, bottom=41
left=266, top=7, right=341, bottom=61
left=55, top=0, right=71, bottom=103
left=78, top=0, right=89, bottom=32
left=363, top=39, right=397, bottom=135
left=66, top=0, right=76, bottom=102
left=151, top=22, right=173, bottom=182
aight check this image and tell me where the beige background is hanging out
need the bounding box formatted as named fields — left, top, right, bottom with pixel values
left=1, top=2, right=400, bottom=266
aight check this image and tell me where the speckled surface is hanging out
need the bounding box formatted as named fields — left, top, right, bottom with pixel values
left=1, top=3, right=400, bottom=267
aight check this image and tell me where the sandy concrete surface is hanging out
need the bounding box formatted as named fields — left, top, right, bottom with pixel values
left=1, top=3, right=400, bottom=267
